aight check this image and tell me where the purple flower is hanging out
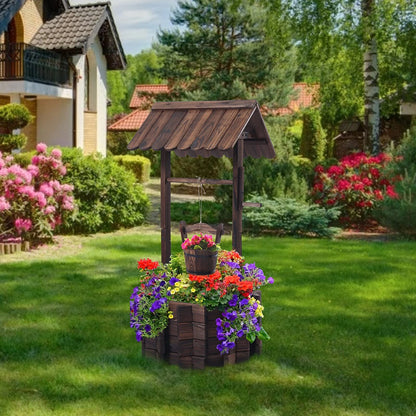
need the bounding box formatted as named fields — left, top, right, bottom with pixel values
left=169, top=277, right=180, bottom=286
left=228, top=294, right=239, bottom=307
left=267, top=277, right=274, bottom=284
left=237, top=329, right=244, bottom=338
left=150, top=300, right=162, bottom=312
left=216, top=318, right=222, bottom=327
left=145, top=324, right=152, bottom=333
left=239, top=298, right=249, bottom=306
left=135, top=331, right=142, bottom=342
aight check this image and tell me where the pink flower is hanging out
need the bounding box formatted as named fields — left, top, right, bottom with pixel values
left=36, top=143, right=47, bottom=153
left=51, top=148, right=62, bottom=159
left=14, top=218, right=32, bottom=234
left=0, top=196, right=10, bottom=211
left=27, top=164, right=39, bottom=177
left=35, top=192, right=47, bottom=208
left=39, top=183, right=54, bottom=197
left=44, top=205, right=56, bottom=215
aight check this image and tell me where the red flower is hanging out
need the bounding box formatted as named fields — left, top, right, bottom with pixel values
left=137, top=258, right=159, bottom=270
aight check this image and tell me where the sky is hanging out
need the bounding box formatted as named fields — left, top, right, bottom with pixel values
left=70, top=0, right=179, bottom=55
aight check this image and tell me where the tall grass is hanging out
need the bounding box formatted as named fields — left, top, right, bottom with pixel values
left=0, top=232, right=415, bottom=415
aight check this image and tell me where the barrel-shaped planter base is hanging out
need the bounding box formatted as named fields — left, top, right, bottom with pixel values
left=142, top=301, right=261, bottom=369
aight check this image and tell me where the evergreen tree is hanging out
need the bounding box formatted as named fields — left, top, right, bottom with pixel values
left=156, top=0, right=296, bottom=106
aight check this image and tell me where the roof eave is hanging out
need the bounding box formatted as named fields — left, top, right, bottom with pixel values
left=0, top=0, right=26, bottom=34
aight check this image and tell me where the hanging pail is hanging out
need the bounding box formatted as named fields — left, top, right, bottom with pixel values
left=183, top=249, right=218, bottom=275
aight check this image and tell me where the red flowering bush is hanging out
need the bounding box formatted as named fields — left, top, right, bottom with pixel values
left=0, top=143, right=75, bottom=243
left=311, top=153, right=398, bottom=227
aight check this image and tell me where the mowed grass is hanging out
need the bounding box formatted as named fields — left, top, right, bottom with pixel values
left=0, top=231, right=415, bottom=416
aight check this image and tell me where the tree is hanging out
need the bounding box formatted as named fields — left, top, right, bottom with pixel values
left=156, top=0, right=296, bottom=106
left=107, top=50, right=162, bottom=117
left=280, top=0, right=416, bottom=153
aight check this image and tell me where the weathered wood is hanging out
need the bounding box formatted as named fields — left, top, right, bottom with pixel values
left=152, top=100, right=257, bottom=110
left=141, top=301, right=260, bottom=369
left=167, top=177, right=233, bottom=185
left=242, top=202, right=262, bottom=208
left=160, top=149, right=171, bottom=264
left=232, top=139, right=244, bottom=254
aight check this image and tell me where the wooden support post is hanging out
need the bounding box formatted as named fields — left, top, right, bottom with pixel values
left=160, top=150, right=171, bottom=264
left=232, top=139, right=244, bottom=254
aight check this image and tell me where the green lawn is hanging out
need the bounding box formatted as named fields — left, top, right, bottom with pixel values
left=1, top=231, right=415, bottom=416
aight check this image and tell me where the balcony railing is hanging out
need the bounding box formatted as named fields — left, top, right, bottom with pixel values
left=0, top=43, right=71, bottom=87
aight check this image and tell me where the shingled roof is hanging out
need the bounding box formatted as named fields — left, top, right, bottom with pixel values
left=0, top=0, right=25, bottom=34
left=31, top=2, right=126, bottom=70
left=127, top=100, right=275, bottom=159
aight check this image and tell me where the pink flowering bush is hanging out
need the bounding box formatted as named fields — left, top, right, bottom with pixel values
left=311, top=153, right=399, bottom=227
left=0, top=143, right=75, bottom=243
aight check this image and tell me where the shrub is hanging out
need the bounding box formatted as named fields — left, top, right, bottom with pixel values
left=375, top=127, right=416, bottom=237
left=59, top=148, right=149, bottom=234
left=171, top=201, right=224, bottom=224
left=0, top=103, right=34, bottom=153
left=299, top=108, right=326, bottom=162
left=0, top=133, right=27, bottom=153
left=311, top=152, right=398, bottom=228
left=0, top=103, right=34, bottom=130
left=0, top=143, right=75, bottom=243
left=113, top=154, right=151, bottom=183
left=215, top=157, right=311, bottom=222
left=242, top=195, right=340, bottom=237
left=171, top=154, right=231, bottom=179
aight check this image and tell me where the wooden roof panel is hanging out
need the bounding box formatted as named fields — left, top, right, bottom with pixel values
left=127, top=100, right=275, bottom=159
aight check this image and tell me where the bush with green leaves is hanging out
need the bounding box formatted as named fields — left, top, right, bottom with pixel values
left=112, top=154, right=151, bottom=183
left=59, top=148, right=149, bottom=234
left=375, top=127, right=416, bottom=237
left=0, top=103, right=34, bottom=153
left=299, top=108, right=326, bottom=162
left=243, top=195, right=340, bottom=238
left=170, top=201, right=223, bottom=224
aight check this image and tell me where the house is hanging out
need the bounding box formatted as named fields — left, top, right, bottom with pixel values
left=108, top=82, right=319, bottom=133
left=108, top=84, right=170, bottom=132
left=0, top=0, right=126, bottom=156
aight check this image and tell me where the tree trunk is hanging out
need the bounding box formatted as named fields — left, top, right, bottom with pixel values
left=362, top=0, right=380, bottom=154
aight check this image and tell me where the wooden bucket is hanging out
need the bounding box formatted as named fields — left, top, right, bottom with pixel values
left=183, top=249, right=218, bottom=275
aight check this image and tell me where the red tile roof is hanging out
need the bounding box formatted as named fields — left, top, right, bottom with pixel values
left=272, top=82, right=319, bottom=115
left=108, top=109, right=150, bottom=131
left=110, top=82, right=319, bottom=133
left=129, top=84, right=170, bottom=109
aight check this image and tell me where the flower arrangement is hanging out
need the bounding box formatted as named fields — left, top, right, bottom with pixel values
left=0, top=143, right=74, bottom=243
left=181, top=233, right=218, bottom=251
left=130, top=245, right=274, bottom=355
left=311, top=152, right=399, bottom=227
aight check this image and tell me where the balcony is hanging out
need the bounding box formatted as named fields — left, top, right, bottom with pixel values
left=0, top=43, right=71, bottom=88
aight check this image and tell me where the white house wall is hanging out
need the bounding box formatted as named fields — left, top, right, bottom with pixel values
left=90, top=38, right=108, bottom=156
left=37, top=98, right=73, bottom=148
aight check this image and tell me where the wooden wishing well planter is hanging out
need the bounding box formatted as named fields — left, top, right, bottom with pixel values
left=142, top=301, right=262, bottom=370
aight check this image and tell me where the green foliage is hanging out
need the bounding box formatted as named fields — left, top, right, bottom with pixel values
left=59, top=148, right=149, bottom=234
left=107, top=50, right=163, bottom=117
left=243, top=195, right=340, bottom=237
left=171, top=154, right=231, bottom=180
left=156, top=0, right=296, bottom=106
left=171, top=201, right=224, bottom=224
left=112, top=154, right=151, bottom=183
left=299, top=108, right=326, bottom=162
left=376, top=127, right=416, bottom=236
left=12, top=150, right=36, bottom=167
left=0, top=133, right=27, bottom=153
left=106, top=130, right=134, bottom=155
left=0, top=103, right=34, bottom=130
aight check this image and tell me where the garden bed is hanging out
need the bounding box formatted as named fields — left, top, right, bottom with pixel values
left=0, top=239, right=30, bottom=255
